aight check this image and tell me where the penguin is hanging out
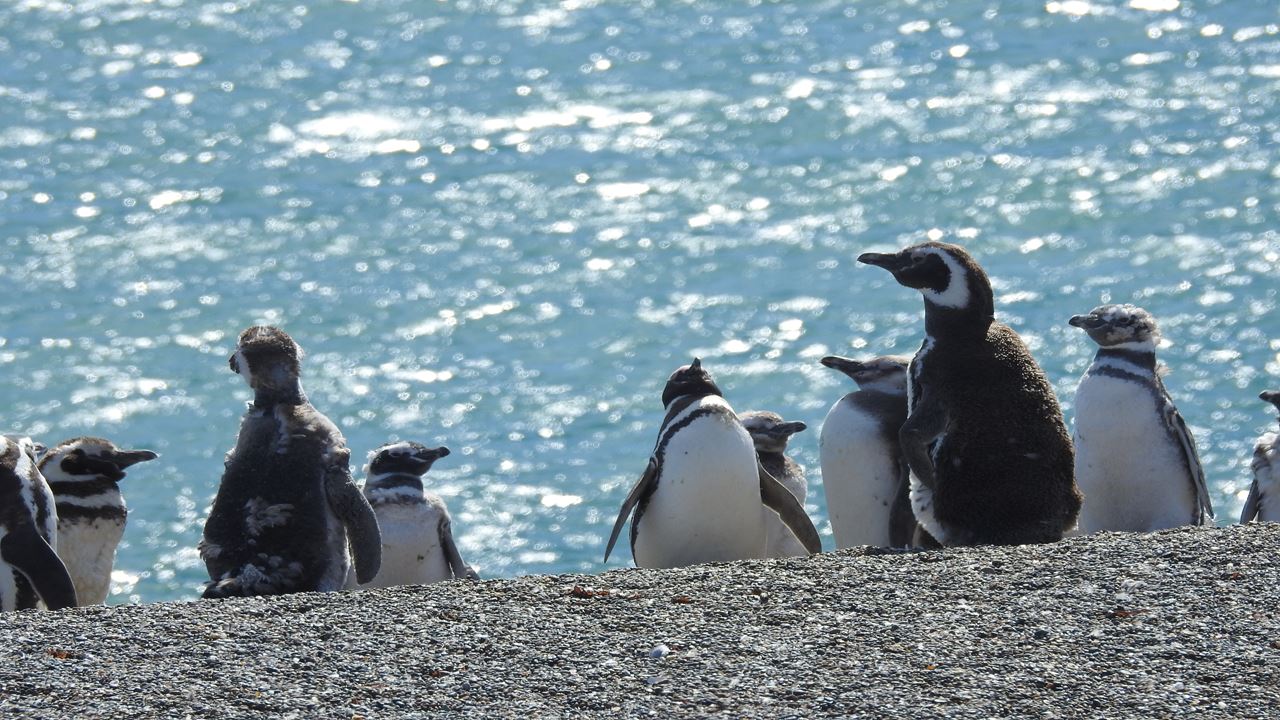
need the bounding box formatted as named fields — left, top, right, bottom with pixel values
left=199, top=326, right=381, bottom=598
left=1241, top=390, right=1280, bottom=523
left=818, top=354, right=919, bottom=549
left=1069, top=304, right=1214, bottom=532
left=357, top=441, right=478, bottom=588
left=859, top=242, right=1081, bottom=546
left=738, top=411, right=810, bottom=558
left=0, top=435, right=76, bottom=611
left=603, top=358, right=821, bottom=568
left=37, top=437, right=158, bottom=605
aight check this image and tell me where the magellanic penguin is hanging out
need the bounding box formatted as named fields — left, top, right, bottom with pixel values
left=1241, top=391, right=1280, bottom=523
left=0, top=435, right=76, bottom=611
left=199, top=326, right=381, bottom=598
left=859, top=242, right=1082, bottom=546
left=357, top=441, right=478, bottom=588
left=38, top=437, right=157, bottom=605
left=739, top=411, right=810, bottom=558
left=603, top=358, right=821, bottom=568
left=1069, top=304, right=1214, bottom=532
left=818, top=355, right=919, bottom=549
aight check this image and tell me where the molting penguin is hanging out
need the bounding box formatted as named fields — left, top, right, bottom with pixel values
left=859, top=242, right=1081, bottom=546
left=0, top=435, right=76, bottom=611
left=38, top=437, right=157, bottom=605
left=818, top=355, right=918, bottom=548
left=739, top=411, right=810, bottom=559
left=199, top=326, right=381, bottom=598
left=1069, top=304, right=1213, bottom=532
left=357, top=441, right=477, bottom=588
left=1242, top=391, right=1280, bottom=523
left=603, top=359, right=821, bottom=568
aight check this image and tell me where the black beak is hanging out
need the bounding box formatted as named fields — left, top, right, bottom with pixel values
left=113, top=449, right=159, bottom=469
left=1261, top=390, right=1280, bottom=408
left=690, top=357, right=702, bottom=371
left=857, top=251, right=910, bottom=273
left=1068, top=314, right=1105, bottom=330
left=774, top=421, right=807, bottom=437
left=228, top=353, right=240, bottom=374
left=417, top=446, right=451, bottom=462
left=820, top=355, right=864, bottom=377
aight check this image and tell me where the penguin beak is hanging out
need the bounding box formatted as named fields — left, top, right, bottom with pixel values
left=773, top=421, right=808, bottom=437
left=690, top=357, right=702, bottom=371
left=1069, top=314, right=1106, bottom=330
left=112, top=449, right=159, bottom=469
left=1261, top=390, right=1280, bottom=409
left=31, top=441, right=47, bottom=457
left=857, top=251, right=911, bottom=273
left=820, top=355, right=865, bottom=378
left=228, top=353, right=240, bottom=374
left=416, top=446, right=450, bottom=462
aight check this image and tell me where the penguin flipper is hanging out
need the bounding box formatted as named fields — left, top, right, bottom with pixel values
left=438, top=517, right=479, bottom=581
left=1159, top=394, right=1214, bottom=524
left=899, top=387, right=947, bottom=491
left=758, top=463, right=821, bottom=554
left=1241, top=443, right=1270, bottom=523
left=887, top=454, right=916, bottom=548
left=603, top=458, right=657, bottom=563
left=0, top=526, right=78, bottom=610
left=323, top=460, right=383, bottom=584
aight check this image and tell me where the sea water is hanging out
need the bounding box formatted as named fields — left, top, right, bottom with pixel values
left=1, top=0, right=1277, bottom=603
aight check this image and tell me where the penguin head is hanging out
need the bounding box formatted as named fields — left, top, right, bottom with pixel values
left=1069, top=304, right=1160, bottom=350
left=858, top=242, right=994, bottom=320
left=1261, top=390, right=1280, bottom=415
left=1, top=435, right=43, bottom=472
left=820, top=354, right=910, bottom=393
left=738, top=411, right=807, bottom=454
left=367, top=441, right=451, bottom=478
left=661, top=357, right=724, bottom=407
left=229, top=326, right=303, bottom=391
left=37, top=437, right=158, bottom=483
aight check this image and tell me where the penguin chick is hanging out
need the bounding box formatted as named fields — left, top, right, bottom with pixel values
left=818, top=355, right=919, bottom=548
left=200, top=326, right=381, bottom=598
left=1069, top=304, right=1213, bottom=532
left=603, top=358, right=821, bottom=568
left=38, top=437, right=158, bottom=605
left=1240, top=391, right=1280, bottom=523
left=0, top=435, right=76, bottom=611
left=359, top=441, right=478, bottom=587
left=739, top=411, right=810, bottom=558
left=859, top=242, right=1081, bottom=546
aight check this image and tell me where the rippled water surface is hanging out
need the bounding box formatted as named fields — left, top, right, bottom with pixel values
left=3, top=0, right=1279, bottom=603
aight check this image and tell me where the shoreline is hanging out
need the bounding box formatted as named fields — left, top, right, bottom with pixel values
left=3, top=524, right=1278, bottom=717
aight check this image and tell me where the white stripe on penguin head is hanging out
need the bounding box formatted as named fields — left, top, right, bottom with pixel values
left=918, top=247, right=971, bottom=310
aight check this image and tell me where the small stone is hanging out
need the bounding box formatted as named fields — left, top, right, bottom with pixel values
left=649, top=644, right=669, bottom=658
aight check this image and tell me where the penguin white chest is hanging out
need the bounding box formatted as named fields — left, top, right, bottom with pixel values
left=820, top=398, right=900, bottom=548
left=0, top=528, right=17, bottom=612
left=634, top=404, right=766, bottom=568
left=364, top=501, right=451, bottom=588
left=57, top=516, right=127, bottom=605
left=1073, top=372, right=1198, bottom=533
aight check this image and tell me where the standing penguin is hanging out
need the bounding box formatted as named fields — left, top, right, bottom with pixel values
left=603, top=359, right=821, bottom=568
left=0, top=435, right=76, bottom=611
left=199, top=326, right=381, bottom=598
left=1242, top=391, right=1280, bottom=523
left=357, top=441, right=478, bottom=588
left=859, top=242, right=1081, bottom=546
left=38, top=437, right=158, bottom=605
left=739, top=411, right=810, bottom=559
left=1069, top=304, right=1213, bottom=532
left=818, top=355, right=917, bottom=549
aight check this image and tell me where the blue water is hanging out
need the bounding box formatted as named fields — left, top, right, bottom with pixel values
left=2, top=0, right=1278, bottom=604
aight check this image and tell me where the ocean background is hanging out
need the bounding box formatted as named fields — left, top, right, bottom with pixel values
left=2, top=0, right=1277, bottom=604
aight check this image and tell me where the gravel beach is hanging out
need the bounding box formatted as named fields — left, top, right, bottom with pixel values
left=3, top=524, right=1278, bottom=718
